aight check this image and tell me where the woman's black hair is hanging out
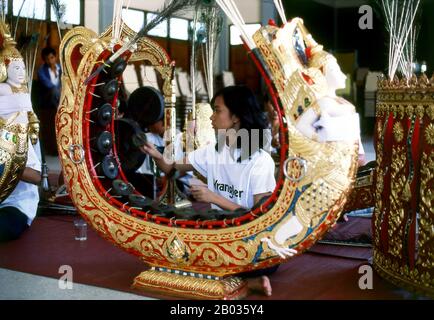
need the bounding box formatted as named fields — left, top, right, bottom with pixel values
left=263, top=92, right=270, bottom=104
left=211, top=85, right=270, bottom=162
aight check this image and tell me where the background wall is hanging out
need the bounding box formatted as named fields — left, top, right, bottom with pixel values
left=417, top=0, right=434, bottom=74
left=81, top=0, right=434, bottom=82
left=84, top=0, right=99, bottom=32
left=86, top=0, right=263, bottom=85
left=125, top=0, right=261, bottom=22
left=284, top=0, right=433, bottom=75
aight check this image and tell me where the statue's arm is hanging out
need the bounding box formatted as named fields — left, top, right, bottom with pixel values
left=0, top=83, right=12, bottom=96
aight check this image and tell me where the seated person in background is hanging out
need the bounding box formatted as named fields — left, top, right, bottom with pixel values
left=124, top=86, right=191, bottom=198
left=0, top=143, right=41, bottom=241
left=141, top=85, right=282, bottom=296
left=37, top=47, right=61, bottom=156
left=141, top=85, right=276, bottom=211
left=37, top=47, right=61, bottom=108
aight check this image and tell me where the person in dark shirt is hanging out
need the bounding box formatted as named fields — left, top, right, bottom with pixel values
left=38, top=47, right=61, bottom=109
left=37, top=47, right=62, bottom=155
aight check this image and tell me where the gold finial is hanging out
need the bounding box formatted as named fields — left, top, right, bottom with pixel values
left=307, top=45, right=335, bottom=72
left=27, top=111, right=40, bottom=145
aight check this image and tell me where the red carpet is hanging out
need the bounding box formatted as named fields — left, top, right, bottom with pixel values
left=0, top=215, right=416, bottom=300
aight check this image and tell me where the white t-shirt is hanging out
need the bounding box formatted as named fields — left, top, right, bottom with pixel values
left=0, top=141, right=41, bottom=225
left=49, top=65, right=61, bottom=87
left=188, top=143, right=276, bottom=210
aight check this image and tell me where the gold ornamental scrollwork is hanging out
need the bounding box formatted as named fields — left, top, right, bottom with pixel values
left=418, top=152, right=434, bottom=270
left=415, top=105, right=425, bottom=119
left=374, top=73, right=434, bottom=298
left=133, top=270, right=247, bottom=300
left=164, top=232, right=192, bottom=265
left=427, top=105, right=434, bottom=121
left=393, top=122, right=404, bottom=143
left=57, top=19, right=359, bottom=281
left=425, top=124, right=434, bottom=145
left=388, top=146, right=406, bottom=258
left=405, top=105, right=414, bottom=117
left=0, top=113, right=29, bottom=203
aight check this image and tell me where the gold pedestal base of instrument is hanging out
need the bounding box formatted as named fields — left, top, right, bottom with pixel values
left=132, top=269, right=248, bottom=300
left=159, top=180, right=191, bottom=209
left=373, top=250, right=434, bottom=298
left=159, top=193, right=191, bottom=209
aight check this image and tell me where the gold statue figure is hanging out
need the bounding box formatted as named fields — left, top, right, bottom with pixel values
left=0, top=20, right=39, bottom=203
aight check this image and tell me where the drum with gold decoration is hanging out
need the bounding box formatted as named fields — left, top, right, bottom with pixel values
left=373, top=74, right=434, bottom=297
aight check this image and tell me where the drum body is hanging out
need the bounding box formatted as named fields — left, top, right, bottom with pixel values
left=373, top=75, right=434, bottom=297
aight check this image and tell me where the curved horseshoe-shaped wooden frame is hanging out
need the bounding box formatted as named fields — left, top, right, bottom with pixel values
left=57, top=20, right=358, bottom=298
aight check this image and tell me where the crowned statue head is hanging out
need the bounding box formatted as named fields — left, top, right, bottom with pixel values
left=307, top=45, right=347, bottom=93
left=0, top=21, right=27, bottom=90
left=0, top=20, right=38, bottom=144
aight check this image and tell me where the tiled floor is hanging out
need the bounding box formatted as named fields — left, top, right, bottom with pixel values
left=0, top=268, right=153, bottom=300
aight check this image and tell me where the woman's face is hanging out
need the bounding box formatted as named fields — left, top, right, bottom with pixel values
left=324, top=58, right=347, bottom=90
left=148, top=120, right=165, bottom=136
left=210, top=95, right=240, bottom=130
left=265, top=101, right=279, bottom=124
left=7, top=60, right=26, bottom=86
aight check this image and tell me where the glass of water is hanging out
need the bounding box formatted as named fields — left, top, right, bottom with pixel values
left=73, top=219, right=87, bottom=241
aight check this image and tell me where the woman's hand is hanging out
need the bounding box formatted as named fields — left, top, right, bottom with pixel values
left=192, top=185, right=244, bottom=211
left=139, top=142, right=163, bottom=160
left=190, top=184, right=215, bottom=203
left=140, top=142, right=194, bottom=175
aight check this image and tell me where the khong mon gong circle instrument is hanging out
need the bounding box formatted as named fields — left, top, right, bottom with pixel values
left=56, top=5, right=359, bottom=299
